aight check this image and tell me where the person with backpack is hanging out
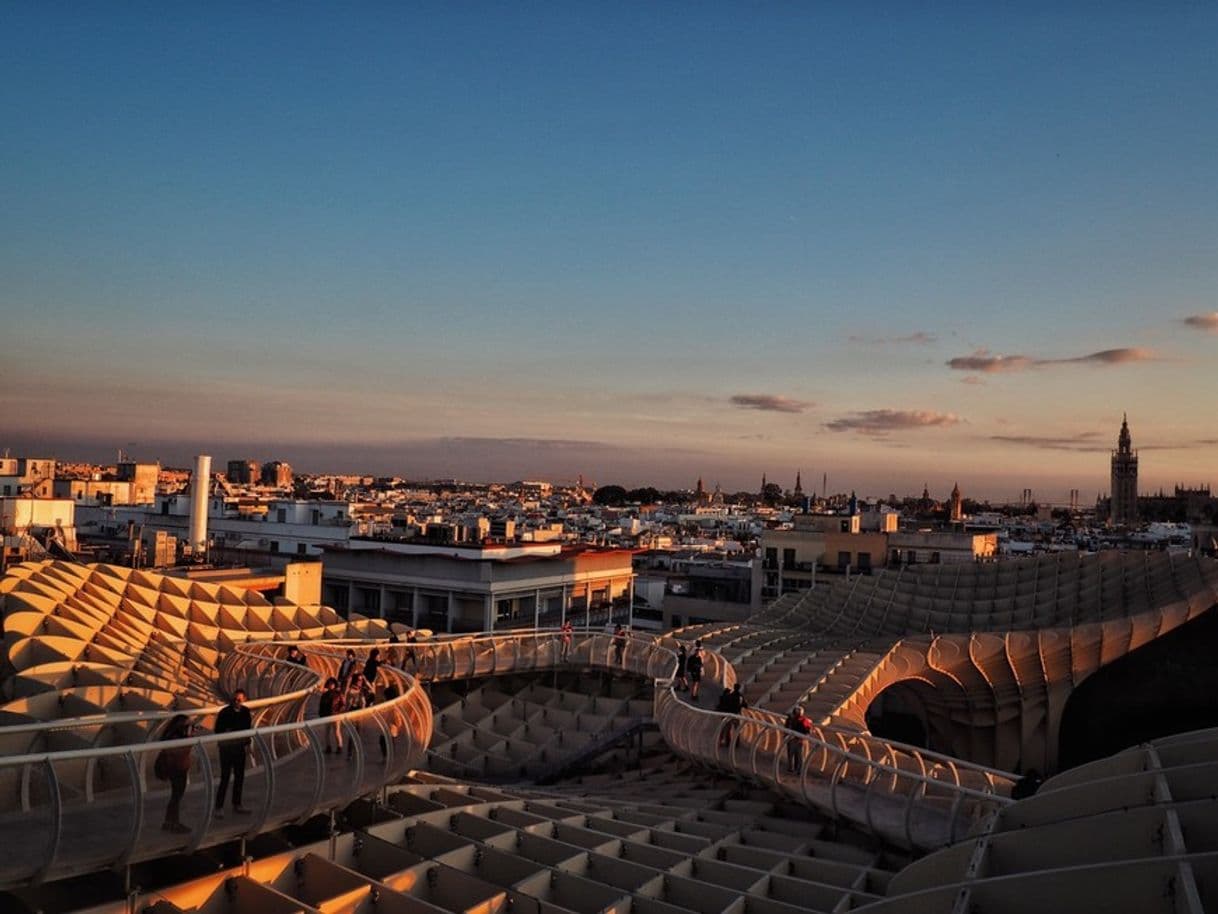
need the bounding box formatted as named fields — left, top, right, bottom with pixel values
left=784, top=705, right=813, bottom=774
left=318, top=677, right=345, bottom=754
left=156, top=713, right=194, bottom=833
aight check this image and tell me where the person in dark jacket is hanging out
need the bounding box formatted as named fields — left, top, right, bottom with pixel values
left=612, top=625, right=627, bottom=665
left=363, top=648, right=381, bottom=687
left=285, top=645, right=309, bottom=667
left=214, top=689, right=252, bottom=816
left=159, top=713, right=194, bottom=833
left=686, top=643, right=705, bottom=701
left=675, top=644, right=688, bottom=692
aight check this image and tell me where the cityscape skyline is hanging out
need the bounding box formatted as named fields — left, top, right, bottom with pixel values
left=3, top=6, right=1216, bottom=498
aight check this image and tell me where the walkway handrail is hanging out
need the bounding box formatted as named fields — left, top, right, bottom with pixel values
left=0, top=627, right=1012, bottom=888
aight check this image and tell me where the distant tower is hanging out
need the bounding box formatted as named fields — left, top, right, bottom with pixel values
left=1110, top=413, right=1139, bottom=526
left=794, top=471, right=803, bottom=497
left=760, top=473, right=767, bottom=495
left=949, top=482, right=963, bottom=523
left=695, top=476, right=706, bottom=503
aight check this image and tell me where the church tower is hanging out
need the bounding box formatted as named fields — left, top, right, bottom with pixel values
left=949, top=482, right=963, bottom=523
left=794, top=470, right=803, bottom=497
left=1110, top=414, right=1138, bottom=527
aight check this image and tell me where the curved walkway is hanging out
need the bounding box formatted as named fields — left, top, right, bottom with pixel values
left=9, top=553, right=1213, bottom=887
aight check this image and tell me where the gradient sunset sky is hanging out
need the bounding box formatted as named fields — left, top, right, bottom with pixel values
left=3, top=4, right=1216, bottom=501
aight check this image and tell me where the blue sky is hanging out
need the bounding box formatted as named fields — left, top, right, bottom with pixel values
left=3, top=4, right=1216, bottom=499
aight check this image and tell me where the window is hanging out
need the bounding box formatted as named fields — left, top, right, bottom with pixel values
left=906, top=551, right=917, bottom=565
left=931, top=551, right=941, bottom=564
left=311, top=509, right=321, bottom=525
left=270, top=541, right=280, bottom=553
left=837, top=551, right=851, bottom=570
left=277, top=509, right=287, bottom=523
left=764, top=547, right=778, bottom=570
left=857, top=552, right=872, bottom=572
left=296, top=543, right=307, bottom=555
left=782, top=548, right=796, bottom=568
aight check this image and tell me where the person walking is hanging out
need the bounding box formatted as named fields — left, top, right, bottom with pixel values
left=319, top=677, right=345, bottom=754
left=157, top=713, right=194, bottom=833
left=214, top=689, right=252, bottom=816
left=784, top=705, right=813, bottom=774
left=675, top=644, right=689, bottom=692
left=686, top=642, right=704, bottom=701
left=612, top=624, right=627, bottom=666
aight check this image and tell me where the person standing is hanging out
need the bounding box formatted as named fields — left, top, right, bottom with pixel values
left=686, top=642, right=704, bottom=701
left=675, top=644, right=689, bottom=692
left=319, top=677, right=344, bottom=754
left=363, top=648, right=381, bottom=688
left=612, top=625, right=627, bottom=666
left=784, top=705, right=813, bottom=774
left=559, top=620, right=573, bottom=661
left=338, top=649, right=358, bottom=688
left=158, top=713, right=194, bottom=833
left=344, top=673, right=369, bottom=759
left=214, top=689, right=252, bottom=816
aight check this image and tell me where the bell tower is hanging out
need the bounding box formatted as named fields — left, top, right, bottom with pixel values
left=1110, top=414, right=1138, bottom=527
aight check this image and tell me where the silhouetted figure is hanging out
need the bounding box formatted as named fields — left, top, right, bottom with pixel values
left=157, top=713, right=194, bottom=833
left=1011, top=769, right=1042, bottom=800
left=363, top=648, right=382, bottom=687
left=613, top=625, right=627, bottom=665
left=687, top=642, right=705, bottom=701
left=675, top=644, right=689, bottom=691
left=214, top=689, right=252, bottom=816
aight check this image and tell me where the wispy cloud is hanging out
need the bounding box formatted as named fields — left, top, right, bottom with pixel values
left=1182, top=312, right=1218, bottom=331
left=990, top=433, right=1109, bottom=453
left=730, top=394, right=813, bottom=414
left=959, top=375, right=986, bottom=386
left=992, top=432, right=1218, bottom=453
left=849, top=331, right=937, bottom=345
left=825, top=409, right=962, bottom=435
left=946, top=347, right=1155, bottom=373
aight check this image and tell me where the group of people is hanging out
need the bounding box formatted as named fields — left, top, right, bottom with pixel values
left=673, top=641, right=705, bottom=699
left=154, top=687, right=254, bottom=833
left=318, top=647, right=387, bottom=757
left=154, top=639, right=409, bottom=833
left=669, top=639, right=814, bottom=771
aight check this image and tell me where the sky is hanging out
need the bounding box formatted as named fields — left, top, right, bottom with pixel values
left=2, top=3, right=1216, bottom=502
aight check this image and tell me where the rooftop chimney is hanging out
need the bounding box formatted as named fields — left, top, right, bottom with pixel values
left=189, top=454, right=211, bottom=558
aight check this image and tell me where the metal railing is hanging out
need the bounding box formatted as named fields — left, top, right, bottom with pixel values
left=0, top=628, right=1013, bottom=887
